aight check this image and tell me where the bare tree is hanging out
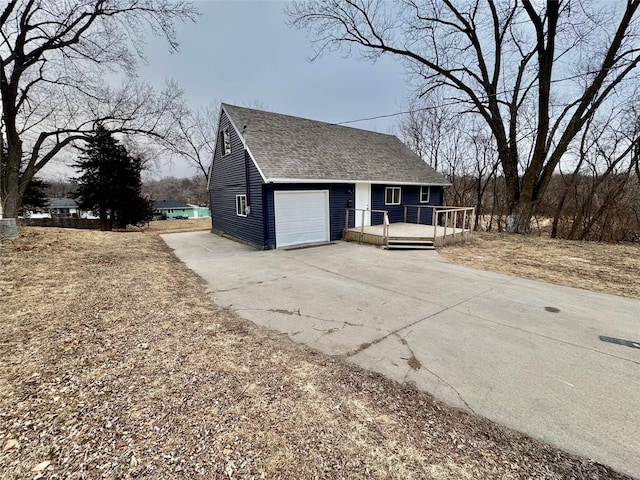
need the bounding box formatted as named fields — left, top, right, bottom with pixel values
left=142, top=175, right=208, bottom=205
left=287, top=0, right=640, bottom=233
left=398, top=93, right=459, bottom=173
left=398, top=96, right=500, bottom=230
left=549, top=102, right=640, bottom=241
left=160, top=98, right=272, bottom=183
left=163, top=98, right=219, bottom=183
left=0, top=0, right=198, bottom=218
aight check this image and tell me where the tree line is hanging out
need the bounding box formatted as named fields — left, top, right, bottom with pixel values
left=397, top=91, right=640, bottom=242
left=25, top=171, right=207, bottom=225
left=287, top=0, right=640, bottom=238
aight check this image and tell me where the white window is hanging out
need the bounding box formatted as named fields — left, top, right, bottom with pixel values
left=420, top=186, right=431, bottom=203
left=236, top=194, right=247, bottom=217
left=222, top=127, right=231, bottom=156
left=385, top=187, right=401, bottom=205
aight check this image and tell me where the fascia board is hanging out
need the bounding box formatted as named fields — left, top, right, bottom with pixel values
left=223, top=105, right=267, bottom=183
left=265, top=177, right=452, bottom=187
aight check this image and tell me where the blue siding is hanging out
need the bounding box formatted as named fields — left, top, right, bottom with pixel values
left=371, top=185, right=444, bottom=225
left=209, top=113, right=446, bottom=249
left=209, top=112, right=265, bottom=247
left=264, top=184, right=355, bottom=248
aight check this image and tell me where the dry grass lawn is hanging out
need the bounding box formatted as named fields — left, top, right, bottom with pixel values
left=440, top=232, right=640, bottom=300
left=142, top=217, right=212, bottom=234
left=0, top=226, right=633, bottom=479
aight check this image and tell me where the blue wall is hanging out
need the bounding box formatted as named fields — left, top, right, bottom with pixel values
left=371, top=185, right=443, bottom=225
left=209, top=111, right=265, bottom=247
left=263, top=183, right=355, bottom=248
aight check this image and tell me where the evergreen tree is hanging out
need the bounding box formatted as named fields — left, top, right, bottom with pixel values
left=21, top=178, right=50, bottom=215
left=73, top=125, right=152, bottom=230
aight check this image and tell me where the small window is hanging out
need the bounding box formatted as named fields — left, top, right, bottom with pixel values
left=420, top=186, right=431, bottom=203
left=236, top=194, right=247, bottom=217
left=385, top=187, right=401, bottom=205
left=222, top=127, right=231, bottom=156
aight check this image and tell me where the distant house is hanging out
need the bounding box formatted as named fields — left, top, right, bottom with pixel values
left=25, top=198, right=84, bottom=219
left=49, top=198, right=82, bottom=218
left=208, top=103, right=450, bottom=249
left=153, top=200, right=209, bottom=219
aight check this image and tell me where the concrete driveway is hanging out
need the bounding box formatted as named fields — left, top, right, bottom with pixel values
left=162, top=231, right=640, bottom=478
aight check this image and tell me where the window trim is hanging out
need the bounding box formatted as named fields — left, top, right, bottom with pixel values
left=385, top=187, right=401, bottom=206
left=222, top=127, right=231, bottom=156
left=236, top=194, right=247, bottom=217
left=420, top=186, right=431, bottom=203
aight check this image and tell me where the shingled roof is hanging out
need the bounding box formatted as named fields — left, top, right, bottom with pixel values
left=153, top=200, right=191, bottom=210
left=222, top=104, right=450, bottom=186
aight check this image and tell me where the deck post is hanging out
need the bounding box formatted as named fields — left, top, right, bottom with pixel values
left=417, top=206, right=421, bottom=225
left=462, top=209, right=467, bottom=241
left=345, top=208, right=349, bottom=231
left=470, top=208, right=475, bottom=240
left=454, top=211, right=458, bottom=241
left=443, top=211, right=448, bottom=241
left=383, top=212, right=389, bottom=248
left=360, top=209, right=365, bottom=243
left=403, top=205, right=407, bottom=223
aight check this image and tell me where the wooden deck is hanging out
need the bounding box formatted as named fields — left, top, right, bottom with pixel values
left=344, top=223, right=471, bottom=248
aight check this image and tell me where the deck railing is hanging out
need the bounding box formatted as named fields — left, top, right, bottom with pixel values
left=345, top=208, right=390, bottom=246
left=345, top=206, right=475, bottom=247
left=403, top=205, right=476, bottom=244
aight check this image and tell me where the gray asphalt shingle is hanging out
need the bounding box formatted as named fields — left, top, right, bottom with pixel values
left=223, top=104, right=450, bottom=186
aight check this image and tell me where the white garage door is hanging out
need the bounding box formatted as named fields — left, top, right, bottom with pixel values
left=274, top=190, right=330, bottom=248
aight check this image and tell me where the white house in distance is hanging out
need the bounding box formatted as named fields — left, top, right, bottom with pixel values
left=24, top=198, right=98, bottom=219
left=25, top=198, right=78, bottom=218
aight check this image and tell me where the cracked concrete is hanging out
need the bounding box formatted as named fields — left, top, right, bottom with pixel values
left=162, top=231, right=640, bottom=479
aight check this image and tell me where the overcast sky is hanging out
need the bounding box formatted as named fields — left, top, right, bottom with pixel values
left=40, top=1, right=410, bottom=181
left=138, top=0, right=409, bottom=178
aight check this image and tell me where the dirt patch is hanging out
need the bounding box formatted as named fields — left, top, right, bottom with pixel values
left=0, top=227, right=631, bottom=479
left=440, top=232, right=640, bottom=300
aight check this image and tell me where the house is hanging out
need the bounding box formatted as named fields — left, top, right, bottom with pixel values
left=153, top=200, right=210, bottom=219
left=23, top=198, right=102, bottom=220
left=208, top=103, right=451, bottom=249
left=24, top=198, right=81, bottom=219
left=49, top=198, right=83, bottom=218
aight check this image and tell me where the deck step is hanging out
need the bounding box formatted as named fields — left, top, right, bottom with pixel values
left=385, top=236, right=435, bottom=242
left=385, top=238, right=435, bottom=250
left=386, top=245, right=435, bottom=250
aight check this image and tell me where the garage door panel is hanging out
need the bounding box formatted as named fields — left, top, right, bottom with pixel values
left=274, top=191, right=330, bottom=248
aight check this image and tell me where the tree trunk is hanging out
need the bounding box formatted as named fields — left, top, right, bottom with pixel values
left=2, top=162, right=27, bottom=218
left=551, top=179, right=572, bottom=238
left=3, top=189, right=20, bottom=218
left=507, top=200, right=535, bottom=234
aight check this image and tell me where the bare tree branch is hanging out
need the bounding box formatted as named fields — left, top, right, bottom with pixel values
left=0, top=0, right=199, bottom=217
left=287, top=0, right=640, bottom=233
